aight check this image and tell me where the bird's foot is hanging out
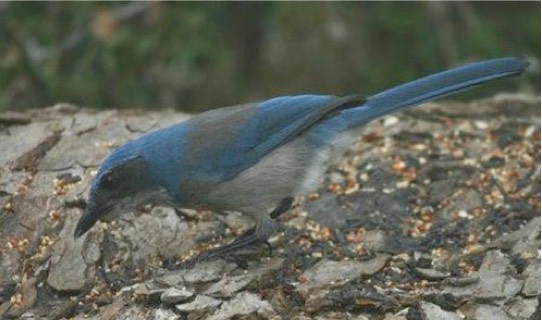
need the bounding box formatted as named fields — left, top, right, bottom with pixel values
left=202, top=227, right=269, bottom=259
left=181, top=200, right=292, bottom=268
left=182, top=216, right=279, bottom=268
left=180, top=227, right=270, bottom=268
left=269, top=196, right=294, bottom=219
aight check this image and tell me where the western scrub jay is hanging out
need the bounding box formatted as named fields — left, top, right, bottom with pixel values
left=74, top=58, right=528, bottom=259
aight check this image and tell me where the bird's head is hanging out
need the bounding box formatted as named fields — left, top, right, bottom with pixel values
left=74, top=146, right=162, bottom=239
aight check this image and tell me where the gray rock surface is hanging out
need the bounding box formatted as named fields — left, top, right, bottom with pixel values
left=47, top=209, right=98, bottom=291
left=297, top=254, right=390, bottom=294
left=521, top=259, right=541, bottom=297
left=504, top=297, right=540, bottom=320
left=419, top=301, right=461, bottom=320
left=207, top=292, right=276, bottom=320
left=161, top=287, right=194, bottom=304
left=443, top=250, right=523, bottom=301
left=474, top=305, right=513, bottom=320
left=176, top=295, right=222, bottom=320
left=154, top=308, right=181, bottom=320
left=204, top=257, right=284, bottom=298
left=176, top=295, right=223, bottom=312
left=0, top=96, right=539, bottom=319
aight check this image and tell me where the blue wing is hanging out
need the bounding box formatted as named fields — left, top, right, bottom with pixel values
left=193, top=94, right=364, bottom=181
left=239, top=95, right=364, bottom=156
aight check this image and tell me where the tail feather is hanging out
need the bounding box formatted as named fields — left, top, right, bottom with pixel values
left=356, top=57, right=528, bottom=121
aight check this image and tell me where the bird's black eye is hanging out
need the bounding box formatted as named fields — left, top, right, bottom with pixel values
left=100, top=171, right=116, bottom=189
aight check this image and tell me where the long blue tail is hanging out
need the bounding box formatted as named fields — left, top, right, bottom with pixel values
left=351, top=57, right=528, bottom=122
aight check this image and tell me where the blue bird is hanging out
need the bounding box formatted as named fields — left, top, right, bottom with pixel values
left=74, top=58, right=528, bottom=259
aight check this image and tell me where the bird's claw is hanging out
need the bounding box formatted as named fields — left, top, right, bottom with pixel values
left=181, top=226, right=272, bottom=268
left=181, top=199, right=289, bottom=268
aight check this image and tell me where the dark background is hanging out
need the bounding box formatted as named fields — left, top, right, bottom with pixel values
left=0, top=2, right=539, bottom=112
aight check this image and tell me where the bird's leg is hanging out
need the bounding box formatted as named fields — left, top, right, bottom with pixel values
left=183, top=198, right=294, bottom=266
left=196, top=215, right=278, bottom=261
left=270, top=196, right=294, bottom=219
left=218, top=196, right=293, bottom=254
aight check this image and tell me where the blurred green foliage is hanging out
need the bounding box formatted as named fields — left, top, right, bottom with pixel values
left=0, top=2, right=539, bottom=111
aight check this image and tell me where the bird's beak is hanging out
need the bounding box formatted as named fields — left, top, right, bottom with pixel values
left=73, top=204, right=104, bottom=239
